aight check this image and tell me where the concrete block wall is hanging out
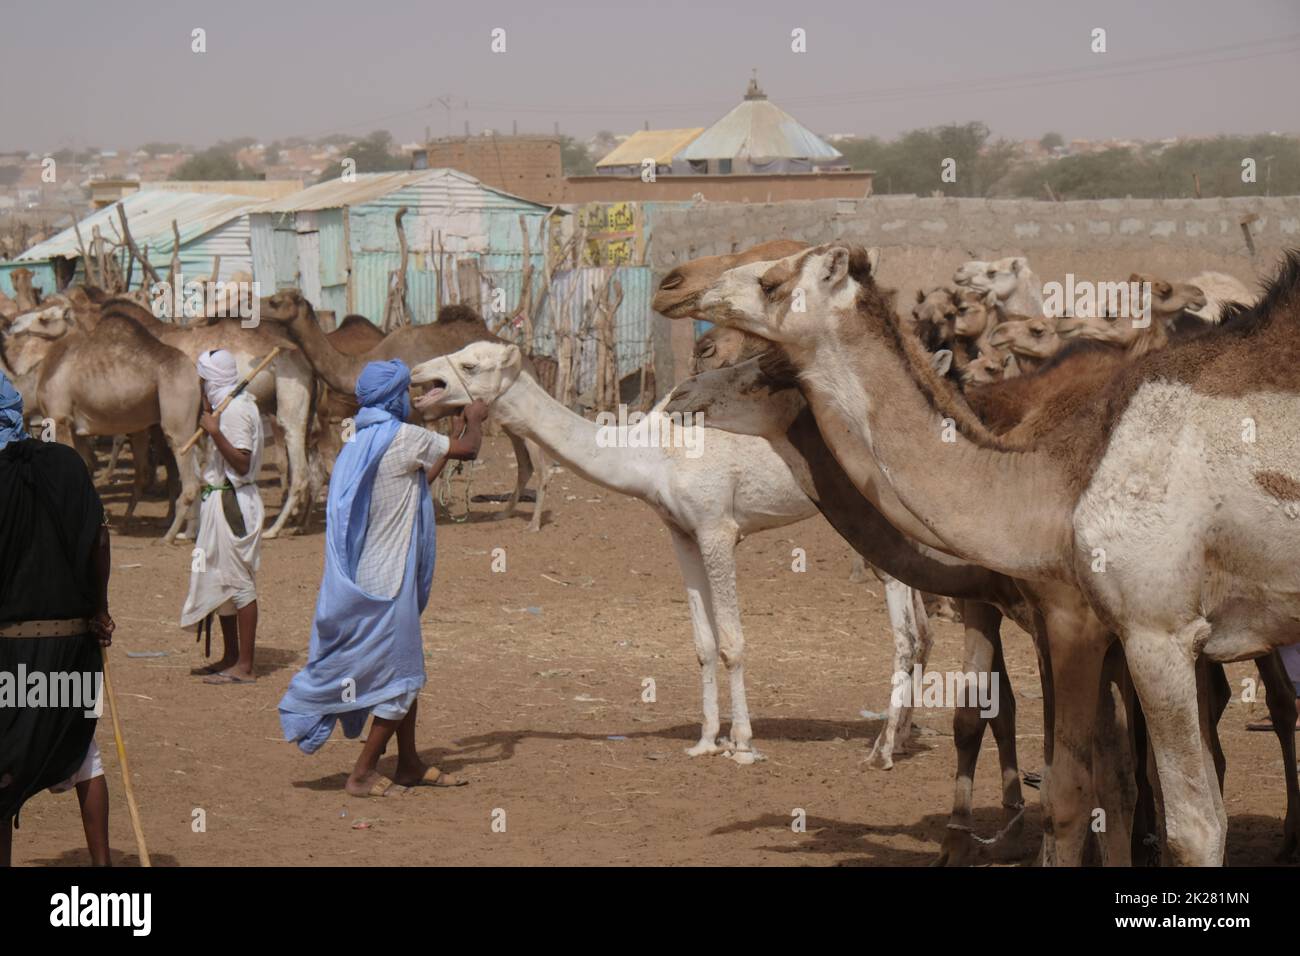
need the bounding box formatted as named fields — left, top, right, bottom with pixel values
left=644, top=195, right=1300, bottom=384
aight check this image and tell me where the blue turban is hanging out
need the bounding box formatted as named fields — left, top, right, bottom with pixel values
left=355, top=359, right=411, bottom=422
left=0, top=370, right=28, bottom=450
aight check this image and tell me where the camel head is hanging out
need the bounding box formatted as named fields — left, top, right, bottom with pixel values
left=411, top=340, right=523, bottom=415
left=260, top=288, right=313, bottom=325
left=952, top=288, right=999, bottom=339
left=910, top=286, right=957, bottom=349
left=953, top=256, right=1031, bottom=302
left=694, top=244, right=882, bottom=347
left=1129, top=272, right=1208, bottom=325
left=988, top=315, right=1062, bottom=361
left=665, top=350, right=804, bottom=439
left=4, top=299, right=77, bottom=341
left=959, top=348, right=1014, bottom=387
left=653, top=240, right=808, bottom=318
left=690, top=326, right=773, bottom=374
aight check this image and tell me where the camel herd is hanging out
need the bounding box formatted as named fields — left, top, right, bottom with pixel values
left=406, top=242, right=1298, bottom=868
left=2, top=239, right=1295, bottom=867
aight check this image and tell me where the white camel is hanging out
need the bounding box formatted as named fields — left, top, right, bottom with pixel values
left=954, top=256, right=1044, bottom=317
left=408, top=340, right=927, bottom=766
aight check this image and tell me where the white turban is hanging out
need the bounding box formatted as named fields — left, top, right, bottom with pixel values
left=197, top=349, right=240, bottom=409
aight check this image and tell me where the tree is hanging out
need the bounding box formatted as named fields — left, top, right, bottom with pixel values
left=171, top=147, right=261, bottom=181
left=1039, top=132, right=1065, bottom=151
left=560, top=136, right=594, bottom=176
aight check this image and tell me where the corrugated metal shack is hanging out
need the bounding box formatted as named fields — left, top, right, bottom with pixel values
left=0, top=189, right=262, bottom=300
left=248, top=169, right=556, bottom=324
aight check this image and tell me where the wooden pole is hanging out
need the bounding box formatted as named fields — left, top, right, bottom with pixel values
left=179, top=347, right=283, bottom=455
left=101, top=645, right=151, bottom=867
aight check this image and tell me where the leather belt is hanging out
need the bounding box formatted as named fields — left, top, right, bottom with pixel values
left=0, top=618, right=91, bottom=638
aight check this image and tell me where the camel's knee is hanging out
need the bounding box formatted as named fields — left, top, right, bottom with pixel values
left=952, top=705, right=985, bottom=749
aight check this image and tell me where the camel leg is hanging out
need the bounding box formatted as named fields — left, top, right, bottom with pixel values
left=696, top=527, right=758, bottom=764
left=867, top=577, right=929, bottom=770
left=123, top=429, right=152, bottom=528
left=496, top=429, right=532, bottom=522
left=1091, top=639, right=1135, bottom=866
left=935, top=600, right=1022, bottom=866
left=266, top=376, right=311, bottom=539
left=1122, top=624, right=1226, bottom=866
left=667, top=526, right=724, bottom=758
left=524, top=439, right=547, bottom=533
left=102, top=434, right=126, bottom=483
left=1255, top=652, right=1300, bottom=860
left=1041, top=609, right=1109, bottom=866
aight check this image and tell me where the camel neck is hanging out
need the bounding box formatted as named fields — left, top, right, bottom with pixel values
left=492, top=373, right=664, bottom=500
left=796, top=321, right=1075, bottom=580
left=290, top=309, right=364, bottom=394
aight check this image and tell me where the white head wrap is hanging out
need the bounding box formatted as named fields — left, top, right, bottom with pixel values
left=197, top=349, right=240, bottom=409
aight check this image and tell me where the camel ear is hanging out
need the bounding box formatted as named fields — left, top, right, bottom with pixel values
left=503, top=343, right=523, bottom=369
left=866, top=247, right=881, bottom=275
left=820, top=247, right=851, bottom=288
left=931, top=349, right=953, bottom=377
left=1011, top=257, right=1029, bottom=274
left=915, top=288, right=926, bottom=304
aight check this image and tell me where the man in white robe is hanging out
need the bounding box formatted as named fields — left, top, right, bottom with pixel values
left=180, top=349, right=264, bottom=685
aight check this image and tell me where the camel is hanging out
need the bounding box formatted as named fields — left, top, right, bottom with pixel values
left=908, top=286, right=957, bottom=352
left=9, top=266, right=41, bottom=310
left=688, top=326, right=942, bottom=772
left=1056, top=274, right=1208, bottom=355
left=10, top=312, right=200, bottom=541
left=10, top=295, right=316, bottom=539
left=1185, top=270, right=1256, bottom=322
left=687, top=242, right=1300, bottom=865
left=987, top=316, right=1063, bottom=373
left=258, top=289, right=549, bottom=533
left=669, top=333, right=1300, bottom=862
left=954, top=256, right=1044, bottom=317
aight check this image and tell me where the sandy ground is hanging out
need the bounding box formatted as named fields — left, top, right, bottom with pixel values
left=10, top=435, right=1297, bottom=866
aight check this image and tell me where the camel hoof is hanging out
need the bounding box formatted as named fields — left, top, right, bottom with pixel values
left=933, top=833, right=974, bottom=867
left=725, top=748, right=764, bottom=765
left=685, top=740, right=724, bottom=757
left=864, top=743, right=895, bottom=771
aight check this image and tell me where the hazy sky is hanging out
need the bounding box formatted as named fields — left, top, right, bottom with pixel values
left=4, top=0, right=1298, bottom=153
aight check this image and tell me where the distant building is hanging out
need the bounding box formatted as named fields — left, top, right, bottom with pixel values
left=409, top=135, right=565, bottom=205
left=595, top=129, right=704, bottom=177
left=673, top=76, right=844, bottom=174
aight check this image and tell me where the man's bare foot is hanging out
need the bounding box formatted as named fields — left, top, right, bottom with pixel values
left=345, top=771, right=392, bottom=797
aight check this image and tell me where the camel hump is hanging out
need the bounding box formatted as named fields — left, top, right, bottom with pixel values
left=435, top=304, right=487, bottom=326
left=338, top=314, right=378, bottom=332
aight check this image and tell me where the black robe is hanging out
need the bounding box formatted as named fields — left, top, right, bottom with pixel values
left=0, top=438, right=106, bottom=823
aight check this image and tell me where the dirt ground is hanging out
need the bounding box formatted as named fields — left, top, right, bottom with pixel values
left=12, top=434, right=1297, bottom=867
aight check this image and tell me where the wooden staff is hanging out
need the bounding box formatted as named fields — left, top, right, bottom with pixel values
left=179, top=348, right=283, bottom=456
left=100, top=645, right=151, bottom=867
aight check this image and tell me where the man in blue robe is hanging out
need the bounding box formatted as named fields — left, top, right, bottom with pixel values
left=279, top=359, right=487, bottom=796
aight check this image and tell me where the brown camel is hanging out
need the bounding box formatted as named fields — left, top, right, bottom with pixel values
left=17, top=312, right=201, bottom=541
left=687, top=243, right=1300, bottom=865
left=987, top=315, right=1063, bottom=373
left=258, top=290, right=549, bottom=532
left=1056, top=274, right=1209, bottom=356
left=9, top=266, right=41, bottom=310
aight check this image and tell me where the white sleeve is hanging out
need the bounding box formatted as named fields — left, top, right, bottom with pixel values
left=222, top=402, right=258, bottom=452
left=407, top=425, right=450, bottom=470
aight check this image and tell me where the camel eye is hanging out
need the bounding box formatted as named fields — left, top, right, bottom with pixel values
left=699, top=342, right=715, bottom=357
left=460, top=364, right=477, bottom=374
left=660, top=274, right=684, bottom=290
left=759, top=277, right=779, bottom=296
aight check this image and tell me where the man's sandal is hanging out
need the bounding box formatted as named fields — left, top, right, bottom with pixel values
left=386, top=767, right=467, bottom=795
